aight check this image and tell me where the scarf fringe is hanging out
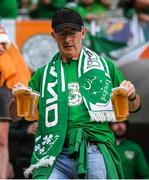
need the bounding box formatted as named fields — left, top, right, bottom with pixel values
left=89, top=110, right=116, bottom=122
left=24, top=156, right=55, bottom=178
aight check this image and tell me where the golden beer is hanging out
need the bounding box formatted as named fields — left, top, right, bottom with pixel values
left=15, top=87, right=32, bottom=117
left=111, top=87, right=129, bottom=121
left=25, top=109, right=39, bottom=121
left=25, top=91, right=40, bottom=121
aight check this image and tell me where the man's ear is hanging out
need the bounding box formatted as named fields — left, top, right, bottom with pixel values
left=81, top=28, right=87, bottom=40
left=51, top=32, right=56, bottom=40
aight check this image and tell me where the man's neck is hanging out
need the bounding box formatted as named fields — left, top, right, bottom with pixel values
left=61, top=47, right=82, bottom=63
left=61, top=54, right=79, bottom=63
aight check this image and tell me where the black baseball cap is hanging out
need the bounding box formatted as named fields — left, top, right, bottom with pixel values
left=51, top=8, right=84, bottom=33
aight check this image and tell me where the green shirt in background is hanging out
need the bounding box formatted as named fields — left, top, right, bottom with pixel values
left=116, top=139, right=149, bottom=179
left=29, top=0, right=66, bottom=19
left=73, top=1, right=109, bottom=21
left=0, top=0, right=18, bottom=18
left=52, top=0, right=67, bottom=9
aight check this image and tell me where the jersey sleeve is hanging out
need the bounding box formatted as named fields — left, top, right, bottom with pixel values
left=28, top=68, right=42, bottom=92
left=106, top=58, right=125, bottom=87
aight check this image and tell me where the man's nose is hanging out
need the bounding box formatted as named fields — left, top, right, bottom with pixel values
left=64, top=35, right=71, bottom=43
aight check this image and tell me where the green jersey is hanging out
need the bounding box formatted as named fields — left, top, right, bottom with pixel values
left=116, top=139, right=149, bottom=179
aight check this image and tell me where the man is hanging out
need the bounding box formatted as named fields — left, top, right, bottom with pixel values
left=0, top=25, right=31, bottom=178
left=24, top=8, right=141, bottom=179
left=110, top=121, right=149, bottom=179
left=0, top=27, right=13, bottom=179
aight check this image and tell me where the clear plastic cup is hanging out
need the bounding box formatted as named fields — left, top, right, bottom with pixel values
left=25, top=91, right=40, bottom=121
left=111, top=87, right=129, bottom=121
left=15, top=87, right=32, bottom=117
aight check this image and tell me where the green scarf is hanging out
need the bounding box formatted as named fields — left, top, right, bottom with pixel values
left=24, top=47, right=123, bottom=179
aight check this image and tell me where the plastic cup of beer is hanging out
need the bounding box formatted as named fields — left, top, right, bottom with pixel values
left=25, top=91, right=40, bottom=121
left=111, top=87, right=129, bottom=121
left=15, top=87, right=32, bottom=117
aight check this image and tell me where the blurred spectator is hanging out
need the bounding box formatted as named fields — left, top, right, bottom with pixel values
left=110, top=121, right=149, bottom=179
left=67, top=0, right=77, bottom=2
left=135, top=0, right=149, bottom=41
left=0, top=25, right=31, bottom=89
left=29, top=0, right=55, bottom=19
left=119, top=0, right=149, bottom=22
left=0, top=25, right=31, bottom=178
left=17, top=0, right=31, bottom=18
left=118, top=0, right=136, bottom=19
left=118, top=0, right=149, bottom=41
left=53, top=0, right=68, bottom=9
left=134, top=0, right=149, bottom=22
left=0, top=119, right=10, bottom=178
left=29, top=0, right=67, bottom=19
left=0, top=26, right=12, bottom=179
left=69, top=0, right=111, bottom=22
left=0, top=0, right=18, bottom=19
left=9, top=120, right=37, bottom=179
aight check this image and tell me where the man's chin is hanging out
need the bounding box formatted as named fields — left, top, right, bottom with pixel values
left=115, top=133, right=126, bottom=139
left=63, top=51, right=73, bottom=58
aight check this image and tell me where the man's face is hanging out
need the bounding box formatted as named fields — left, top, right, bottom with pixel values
left=52, top=27, right=86, bottom=59
left=110, top=122, right=127, bottom=138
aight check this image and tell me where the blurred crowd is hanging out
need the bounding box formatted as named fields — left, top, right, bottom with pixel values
left=0, top=0, right=149, bottom=23
left=1, top=0, right=149, bottom=43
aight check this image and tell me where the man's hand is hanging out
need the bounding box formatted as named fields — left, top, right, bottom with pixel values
left=120, top=80, right=141, bottom=112
left=12, top=82, right=27, bottom=94
left=27, top=122, right=38, bottom=135
left=120, top=80, right=136, bottom=100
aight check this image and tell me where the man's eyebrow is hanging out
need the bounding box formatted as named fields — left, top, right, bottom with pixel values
left=69, top=28, right=77, bottom=31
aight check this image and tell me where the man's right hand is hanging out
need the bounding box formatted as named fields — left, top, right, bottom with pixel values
left=12, top=82, right=27, bottom=95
